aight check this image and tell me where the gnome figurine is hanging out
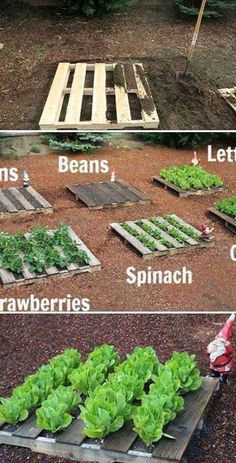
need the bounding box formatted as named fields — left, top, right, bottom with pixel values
left=23, top=170, right=30, bottom=188
left=206, top=314, right=235, bottom=384
left=111, top=170, right=116, bottom=182
left=199, top=223, right=214, bottom=241
left=191, top=151, right=200, bottom=166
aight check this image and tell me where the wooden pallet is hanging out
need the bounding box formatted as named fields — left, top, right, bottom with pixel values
left=219, top=87, right=236, bottom=113
left=208, top=207, right=236, bottom=234
left=152, top=176, right=225, bottom=198
left=67, top=180, right=150, bottom=210
left=0, top=378, right=218, bottom=463
left=0, top=227, right=101, bottom=289
left=0, top=186, right=53, bottom=219
left=39, top=62, right=160, bottom=130
left=110, top=214, right=213, bottom=259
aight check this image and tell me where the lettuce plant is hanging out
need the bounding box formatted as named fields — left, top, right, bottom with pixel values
left=160, top=165, right=223, bottom=191
left=36, top=386, right=81, bottom=433
left=216, top=196, right=236, bottom=218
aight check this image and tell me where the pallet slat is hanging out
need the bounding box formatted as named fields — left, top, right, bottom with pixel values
left=9, top=188, right=35, bottom=210
left=13, top=416, right=42, bottom=439
left=114, top=64, right=132, bottom=124
left=56, top=418, right=85, bottom=445
left=65, top=63, right=87, bottom=126
left=92, top=63, right=107, bottom=124
left=152, top=176, right=225, bottom=198
left=219, top=87, right=236, bottom=113
left=0, top=187, right=53, bottom=219
left=0, top=190, right=18, bottom=212
left=102, top=421, right=137, bottom=452
left=26, top=186, right=52, bottom=209
left=126, top=221, right=167, bottom=252
left=40, top=62, right=71, bottom=127
left=208, top=207, right=236, bottom=234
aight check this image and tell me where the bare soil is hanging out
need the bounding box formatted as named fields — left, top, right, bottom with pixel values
left=0, top=313, right=235, bottom=463
left=0, top=1, right=235, bottom=129
left=0, top=141, right=236, bottom=311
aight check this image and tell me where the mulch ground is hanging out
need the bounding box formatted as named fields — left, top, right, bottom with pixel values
left=0, top=1, right=236, bottom=129
left=0, top=141, right=236, bottom=311
left=0, top=313, right=235, bottom=463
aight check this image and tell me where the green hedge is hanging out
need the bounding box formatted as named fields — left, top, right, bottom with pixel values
left=59, top=0, right=133, bottom=15
left=175, top=0, right=236, bottom=18
left=138, top=133, right=236, bottom=149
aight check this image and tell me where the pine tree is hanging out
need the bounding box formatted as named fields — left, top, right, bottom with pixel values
left=175, top=0, right=236, bottom=18
left=41, top=133, right=111, bottom=153
left=60, top=0, right=132, bottom=15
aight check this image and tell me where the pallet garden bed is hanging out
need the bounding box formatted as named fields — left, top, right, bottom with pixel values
left=152, top=166, right=225, bottom=197
left=110, top=214, right=213, bottom=259
left=0, top=225, right=100, bottom=288
left=0, top=377, right=218, bottom=463
left=208, top=195, right=236, bottom=234
left=39, top=62, right=159, bottom=130
left=0, top=186, right=53, bottom=219
left=219, top=87, right=236, bottom=113
left=67, top=180, right=150, bottom=210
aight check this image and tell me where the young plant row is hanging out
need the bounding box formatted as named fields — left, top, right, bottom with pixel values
left=0, top=349, right=81, bottom=424
left=216, top=196, right=236, bottom=218
left=36, top=344, right=119, bottom=433
left=160, top=165, right=223, bottom=191
left=0, top=224, right=90, bottom=274
left=121, top=215, right=200, bottom=251
left=133, top=352, right=202, bottom=445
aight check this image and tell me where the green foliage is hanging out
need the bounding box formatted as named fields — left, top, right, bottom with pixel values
left=36, top=386, right=81, bottom=433
left=69, top=344, right=120, bottom=394
left=163, top=215, right=199, bottom=240
left=138, top=132, right=236, bottom=149
left=133, top=352, right=201, bottom=446
left=59, top=0, right=132, bottom=15
left=160, top=165, right=223, bottom=190
left=175, top=0, right=236, bottom=18
left=80, top=347, right=159, bottom=438
left=30, top=145, right=41, bottom=153
left=41, top=133, right=111, bottom=153
left=121, top=223, right=157, bottom=251
left=0, top=224, right=90, bottom=275
left=216, top=196, right=236, bottom=218
left=0, top=349, right=81, bottom=424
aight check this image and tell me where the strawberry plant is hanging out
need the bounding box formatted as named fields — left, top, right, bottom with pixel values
left=0, top=224, right=90, bottom=275
left=216, top=196, right=236, bottom=218
left=160, top=165, right=223, bottom=191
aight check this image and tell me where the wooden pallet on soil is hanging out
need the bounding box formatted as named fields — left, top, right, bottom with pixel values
left=208, top=207, right=236, bottom=234
left=0, top=227, right=101, bottom=289
left=152, top=176, right=225, bottom=197
left=0, top=186, right=53, bottom=219
left=67, top=180, right=150, bottom=210
left=111, top=214, right=213, bottom=259
left=0, top=378, right=218, bottom=463
left=219, top=87, right=236, bottom=113
left=39, top=62, right=160, bottom=130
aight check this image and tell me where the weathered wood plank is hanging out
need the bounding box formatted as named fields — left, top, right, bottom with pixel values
left=219, top=87, right=236, bottom=113
left=110, top=222, right=152, bottom=257
left=134, top=64, right=160, bottom=126
left=9, top=188, right=35, bottom=211
left=102, top=421, right=137, bottom=452
left=26, top=186, right=52, bottom=209
left=155, top=216, right=199, bottom=246
left=152, top=176, right=225, bottom=197
left=13, top=415, right=42, bottom=439
left=0, top=190, right=18, bottom=212
left=117, top=179, right=150, bottom=202
left=208, top=207, right=236, bottom=234
left=142, top=219, right=184, bottom=248
left=92, top=63, right=107, bottom=124
left=56, top=418, right=86, bottom=445
left=127, top=221, right=167, bottom=252
left=114, top=64, right=132, bottom=124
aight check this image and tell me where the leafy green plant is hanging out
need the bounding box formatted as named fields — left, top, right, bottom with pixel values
left=69, top=344, right=120, bottom=394
left=216, top=196, right=236, bottom=218
left=135, top=221, right=173, bottom=249
left=133, top=352, right=202, bottom=446
left=36, top=386, right=81, bottom=433
left=0, top=349, right=81, bottom=424
left=160, top=165, right=223, bottom=191
left=164, top=215, right=199, bottom=240
left=0, top=224, right=90, bottom=275
left=175, top=0, right=236, bottom=18
left=80, top=347, right=159, bottom=438
left=122, top=223, right=157, bottom=251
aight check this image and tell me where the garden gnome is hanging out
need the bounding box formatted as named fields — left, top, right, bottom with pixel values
left=199, top=223, right=214, bottom=241
left=111, top=170, right=116, bottom=182
left=207, top=314, right=235, bottom=384
left=191, top=151, right=200, bottom=166
left=23, top=170, right=30, bottom=188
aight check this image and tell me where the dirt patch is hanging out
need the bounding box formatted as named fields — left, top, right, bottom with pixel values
left=0, top=1, right=235, bottom=129
left=0, top=142, right=236, bottom=311
left=0, top=314, right=235, bottom=463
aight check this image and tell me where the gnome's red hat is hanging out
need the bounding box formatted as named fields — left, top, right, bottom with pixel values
left=217, top=314, right=235, bottom=341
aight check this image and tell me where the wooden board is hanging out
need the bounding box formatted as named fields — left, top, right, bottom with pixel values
left=110, top=214, right=213, bottom=259
left=0, top=227, right=101, bottom=288
left=0, top=186, right=53, bottom=219
left=67, top=180, right=150, bottom=210
left=208, top=207, right=236, bottom=234
left=219, top=87, right=236, bottom=113
left=39, top=62, right=160, bottom=130
left=0, top=378, right=218, bottom=463
left=152, top=176, right=225, bottom=197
